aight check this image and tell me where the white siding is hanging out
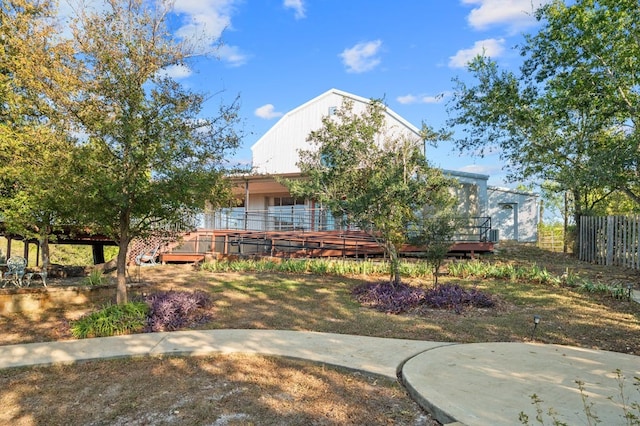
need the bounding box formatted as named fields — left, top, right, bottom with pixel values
left=488, top=187, right=539, bottom=242
left=251, top=88, right=422, bottom=174
left=445, top=170, right=489, bottom=217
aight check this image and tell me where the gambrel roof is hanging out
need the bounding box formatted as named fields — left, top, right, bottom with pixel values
left=251, top=88, right=423, bottom=174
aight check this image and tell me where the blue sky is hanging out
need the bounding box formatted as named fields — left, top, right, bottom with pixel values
left=63, top=0, right=551, bottom=187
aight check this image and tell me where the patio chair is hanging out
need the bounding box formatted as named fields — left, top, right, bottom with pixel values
left=2, top=256, right=27, bottom=288
left=26, top=258, right=48, bottom=287
left=135, top=245, right=160, bottom=267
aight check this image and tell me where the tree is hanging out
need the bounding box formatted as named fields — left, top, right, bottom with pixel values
left=286, top=98, right=454, bottom=287
left=524, top=0, right=640, bottom=205
left=448, top=1, right=640, bottom=232
left=448, top=55, right=614, bottom=228
left=54, top=0, right=242, bottom=303
left=409, top=204, right=462, bottom=285
left=0, top=0, right=79, bottom=267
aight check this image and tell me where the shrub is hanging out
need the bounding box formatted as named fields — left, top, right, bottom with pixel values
left=83, top=268, right=105, bottom=286
left=352, top=281, right=495, bottom=315
left=71, top=302, right=149, bottom=338
left=352, top=281, right=426, bottom=314
left=423, top=284, right=495, bottom=314
left=143, top=290, right=213, bottom=332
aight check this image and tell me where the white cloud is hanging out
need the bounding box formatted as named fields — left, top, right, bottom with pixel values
left=462, top=0, right=550, bottom=31
left=255, top=104, right=284, bottom=119
left=171, top=0, right=238, bottom=45
left=339, top=40, right=383, bottom=73
left=156, top=63, right=193, bottom=79
left=396, top=92, right=449, bottom=105
left=58, top=1, right=242, bottom=56
left=217, top=44, right=249, bottom=67
left=448, top=38, right=505, bottom=68
left=283, top=0, right=306, bottom=19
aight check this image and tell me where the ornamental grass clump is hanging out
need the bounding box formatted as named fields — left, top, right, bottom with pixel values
left=352, top=281, right=495, bottom=315
left=352, top=281, right=426, bottom=314
left=143, top=290, right=213, bottom=332
left=423, top=284, right=495, bottom=314
left=71, top=302, right=149, bottom=338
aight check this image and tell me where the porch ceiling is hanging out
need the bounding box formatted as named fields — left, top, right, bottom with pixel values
left=229, top=173, right=301, bottom=196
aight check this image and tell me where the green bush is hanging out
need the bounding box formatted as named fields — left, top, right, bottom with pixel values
left=83, top=269, right=104, bottom=286
left=200, top=257, right=430, bottom=278
left=71, top=302, right=149, bottom=338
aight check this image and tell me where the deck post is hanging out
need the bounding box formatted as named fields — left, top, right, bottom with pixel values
left=92, top=244, right=106, bottom=264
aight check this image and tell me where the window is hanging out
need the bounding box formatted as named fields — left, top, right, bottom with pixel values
left=273, top=197, right=304, bottom=206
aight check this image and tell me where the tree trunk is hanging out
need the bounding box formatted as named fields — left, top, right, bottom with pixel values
left=116, top=212, right=131, bottom=304
left=563, top=191, right=569, bottom=253
left=116, top=238, right=129, bottom=304
left=387, top=244, right=402, bottom=288
left=39, top=229, right=50, bottom=272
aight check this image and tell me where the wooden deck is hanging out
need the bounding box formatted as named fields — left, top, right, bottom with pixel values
left=159, top=229, right=494, bottom=262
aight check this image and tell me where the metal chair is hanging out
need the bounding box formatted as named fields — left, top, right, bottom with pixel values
left=25, top=258, right=48, bottom=287
left=135, top=245, right=160, bottom=267
left=2, top=256, right=27, bottom=288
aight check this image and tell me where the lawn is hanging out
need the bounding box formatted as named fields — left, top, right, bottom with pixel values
left=1, top=242, right=639, bottom=425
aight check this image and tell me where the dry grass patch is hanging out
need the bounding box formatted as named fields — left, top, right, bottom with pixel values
left=0, top=353, right=435, bottom=426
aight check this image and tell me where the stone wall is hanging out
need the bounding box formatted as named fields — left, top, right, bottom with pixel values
left=0, top=283, right=148, bottom=314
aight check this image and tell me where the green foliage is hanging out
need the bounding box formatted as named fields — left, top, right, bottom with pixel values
left=0, top=0, right=79, bottom=266
left=70, top=302, right=149, bottom=338
left=409, top=209, right=464, bottom=284
left=447, top=260, right=560, bottom=285
left=55, top=0, right=243, bottom=303
left=200, top=257, right=431, bottom=279
left=83, top=269, right=104, bottom=286
left=447, top=0, right=640, bottom=222
left=47, top=244, right=118, bottom=266
left=285, top=98, right=453, bottom=287
left=448, top=259, right=636, bottom=302
left=3, top=0, right=245, bottom=303
left=577, top=280, right=630, bottom=300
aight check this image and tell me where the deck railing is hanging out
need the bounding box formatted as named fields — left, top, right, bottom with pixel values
left=202, top=208, right=491, bottom=242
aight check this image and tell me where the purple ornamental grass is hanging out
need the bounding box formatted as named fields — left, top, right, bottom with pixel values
left=352, top=281, right=426, bottom=314
left=143, top=290, right=213, bottom=332
left=353, top=282, right=494, bottom=314
left=424, top=284, right=495, bottom=314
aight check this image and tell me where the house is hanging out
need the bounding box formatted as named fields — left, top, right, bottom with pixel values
left=191, top=88, right=538, bottom=261
left=488, top=186, right=539, bottom=242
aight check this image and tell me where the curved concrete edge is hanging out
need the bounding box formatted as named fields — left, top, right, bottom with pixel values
left=398, top=345, right=462, bottom=425
left=401, top=342, right=640, bottom=426
left=147, top=330, right=453, bottom=380
left=0, top=329, right=450, bottom=379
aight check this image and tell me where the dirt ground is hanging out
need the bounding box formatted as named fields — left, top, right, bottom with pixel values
left=1, top=243, right=639, bottom=425
left=1, top=354, right=435, bottom=425
left=1, top=265, right=440, bottom=425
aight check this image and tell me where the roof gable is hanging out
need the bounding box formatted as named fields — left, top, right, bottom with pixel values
left=251, top=88, right=423, bottom=174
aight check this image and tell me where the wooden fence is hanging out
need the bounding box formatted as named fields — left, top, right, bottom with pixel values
left=579, top=215, right=640, bottom=268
